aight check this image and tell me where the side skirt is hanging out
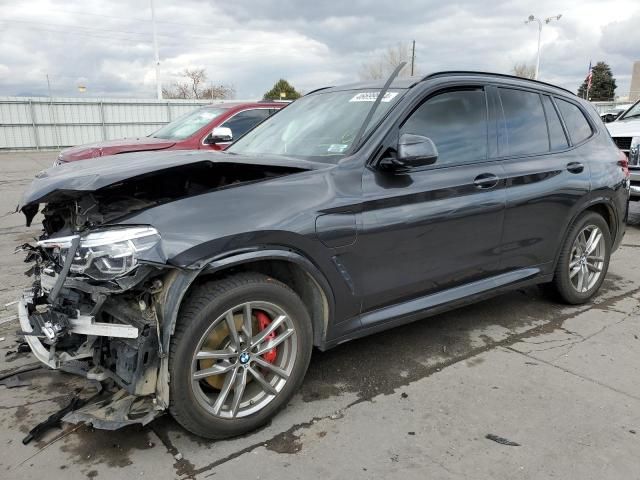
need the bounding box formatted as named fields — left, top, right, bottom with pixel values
left=323, top=268, right=551, bottom=350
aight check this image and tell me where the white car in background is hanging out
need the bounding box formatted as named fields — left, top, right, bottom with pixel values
left=607, top=99, right=640, bottom=199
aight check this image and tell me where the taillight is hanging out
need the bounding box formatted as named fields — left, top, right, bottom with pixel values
left=618, top=149, right=630, bottom=178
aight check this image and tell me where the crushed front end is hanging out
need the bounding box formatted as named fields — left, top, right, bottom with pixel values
left=17, top=197, right=172, bottom=428
left=15, top=152, right=312, bottom=430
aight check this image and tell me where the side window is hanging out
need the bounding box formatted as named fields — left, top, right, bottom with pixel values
left=401, top=89, right=488, bottom=166
left=555, top=99, right=593, bottom=145
left=498, top=88, right=549, bottom=156
left=541, top=95, right=569, bottom=150
left=221, top=109, right=271, bottom=139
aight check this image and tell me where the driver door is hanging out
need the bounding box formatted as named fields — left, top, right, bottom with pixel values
left=356, top=86, right=506, bottom=314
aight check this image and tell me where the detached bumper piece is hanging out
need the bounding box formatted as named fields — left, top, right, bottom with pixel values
left=62, top=389, right=159, bottom=430
left=22, top=384, right=161, bottom=444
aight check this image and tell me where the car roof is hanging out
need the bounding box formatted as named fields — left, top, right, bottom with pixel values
left=201, top=101, right=287, bottom=109
left=314, top=71, right=575, bottom=98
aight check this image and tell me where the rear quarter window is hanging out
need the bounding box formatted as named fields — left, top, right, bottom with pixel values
left=541, top=95, right=569, bottom=150
left=555, top=99, right=593, bottom=145
left=498, top=88, right=549, bottom=156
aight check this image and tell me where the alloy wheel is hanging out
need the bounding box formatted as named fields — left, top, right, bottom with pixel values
left=569, top=224, right=605, bottom=293
left=190, top=301, right=297, bottom=419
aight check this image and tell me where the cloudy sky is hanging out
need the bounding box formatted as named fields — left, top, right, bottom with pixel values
left=0, top=0, right=638, bottom=99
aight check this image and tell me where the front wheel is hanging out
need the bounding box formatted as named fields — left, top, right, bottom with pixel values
left=550, top=211, right=611, bottom=304
left=169, top=273, right=313, bottom=439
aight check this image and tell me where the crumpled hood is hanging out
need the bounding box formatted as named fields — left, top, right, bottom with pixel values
left=19, top=149, right=324, bottom=211
left=59, top=137, right=177, bottom=162
left=606, top=118, right=640, bottom=137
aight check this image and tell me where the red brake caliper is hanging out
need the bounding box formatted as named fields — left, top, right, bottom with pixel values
left=255, top=310, right=277, bottom=363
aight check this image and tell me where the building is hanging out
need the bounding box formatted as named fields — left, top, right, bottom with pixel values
left=630, top=61, right=640, bottom=102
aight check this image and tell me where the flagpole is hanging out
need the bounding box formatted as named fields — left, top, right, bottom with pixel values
left=585, top=61, right=592, bottom=100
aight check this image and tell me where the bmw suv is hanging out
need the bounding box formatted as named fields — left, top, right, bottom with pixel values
left=16, top=71, right=629, bottom=439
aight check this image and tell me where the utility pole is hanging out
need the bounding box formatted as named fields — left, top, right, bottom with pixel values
left=410, top=40, right=416, bottom=76
left=150, top=0, right=162, bottom=99
left=524, top=14, right=562, bottom=80
left=45, top=74, right=60, bottom=149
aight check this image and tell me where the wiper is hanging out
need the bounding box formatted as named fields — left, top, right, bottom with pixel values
left=348, top=61, right=407, bottom=155
left=621, top=113, right=640, bottom=120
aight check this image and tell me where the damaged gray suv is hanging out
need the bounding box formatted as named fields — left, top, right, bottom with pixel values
left=16, top=70, right=629, bottom=439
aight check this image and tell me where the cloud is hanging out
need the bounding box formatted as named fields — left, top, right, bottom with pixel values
left=0, top=0, right=638, bottom=99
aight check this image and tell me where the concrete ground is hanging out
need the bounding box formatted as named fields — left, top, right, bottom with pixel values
left=0, top=151, right=638, bottom=479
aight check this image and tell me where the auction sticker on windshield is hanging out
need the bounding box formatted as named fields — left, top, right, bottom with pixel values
left=349, top=92, right=398, bottom=103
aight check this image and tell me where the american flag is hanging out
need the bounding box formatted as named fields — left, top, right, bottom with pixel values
left=586, top=61, right=593, bottom=93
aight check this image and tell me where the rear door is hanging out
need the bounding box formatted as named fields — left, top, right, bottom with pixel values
left=357, top=86, right=506, bottom=313
left=496, top=86, right=592, bottom=272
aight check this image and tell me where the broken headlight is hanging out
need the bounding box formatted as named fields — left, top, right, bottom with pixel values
left=39, top=227, right=161, bottom=281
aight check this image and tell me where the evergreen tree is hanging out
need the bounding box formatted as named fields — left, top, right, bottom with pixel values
left=263, top=79, right=301, bottom=100
left=577, top=62, right=617, bottom=101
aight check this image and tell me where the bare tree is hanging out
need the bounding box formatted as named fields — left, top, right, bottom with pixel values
left=201, top=84, right=235, bottom=100
left=512, top=63, right=536, bottom=79
left=162, top=68, right=234, bottom=100
left=185, top=68, right=207, bottom=98
left=359, top=43, right=412, bottom=80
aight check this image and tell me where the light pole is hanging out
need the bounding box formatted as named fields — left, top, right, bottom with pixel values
left=524, top=14, right=562, bottom=80
left=150, top=0, right=162, bottom=99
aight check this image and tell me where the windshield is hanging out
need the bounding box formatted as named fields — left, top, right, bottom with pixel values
left=227, top=89, right=404, bottom=161
left=619, top=100, right=640, bottom=121
left=151, top=107, right=227, bottom=140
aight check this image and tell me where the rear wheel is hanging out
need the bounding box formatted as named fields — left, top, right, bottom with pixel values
left=169, top=273, right=312, bottom=439
left=550, top=211, right=611, bottom=304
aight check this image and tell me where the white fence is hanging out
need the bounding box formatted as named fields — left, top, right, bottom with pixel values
left=0, top=96, right=245, bottom=151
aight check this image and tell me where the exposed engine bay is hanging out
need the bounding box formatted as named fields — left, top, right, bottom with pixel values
left=16, top=158, right=306, bottom=429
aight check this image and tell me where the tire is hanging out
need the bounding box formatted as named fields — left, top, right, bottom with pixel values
left=550, top=211, right=611, bottom=304
left=169, top=273, right=313, bottom=439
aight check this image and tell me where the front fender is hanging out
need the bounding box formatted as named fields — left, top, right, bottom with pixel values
left=152, top=248, right=336, bottom=406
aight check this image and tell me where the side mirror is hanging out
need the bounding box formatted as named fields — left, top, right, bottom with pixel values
left=205, top=127, right=233, bottom=144
left=380, top=133, right=438, bottom=171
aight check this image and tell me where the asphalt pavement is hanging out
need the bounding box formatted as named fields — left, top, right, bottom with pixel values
left=1, top=151, right=639, bottom=479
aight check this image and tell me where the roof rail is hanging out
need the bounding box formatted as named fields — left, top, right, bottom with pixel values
left=304, top=86, right=334, bottom=96
left=421, top=71, right=575, bottom=96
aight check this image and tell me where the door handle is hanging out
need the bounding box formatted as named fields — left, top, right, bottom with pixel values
left=473, top=173, right=499, bottom=189
left=566, top=162, right=584, bottom=174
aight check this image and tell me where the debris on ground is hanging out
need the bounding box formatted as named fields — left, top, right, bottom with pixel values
left=22, top=381, right=104, bottom=445
left=22, top=394, right=86, bottom=445
left=485, top=433, right=521, bottom=446
left=5, top=341, right=31, bottom=359
left=0, top=363, right=42, bottom=383
left=330, top=410, right=344, bottom=420
left=0, top=374, right=31, bottom=388
left=174, top=453, right=183, bottom=461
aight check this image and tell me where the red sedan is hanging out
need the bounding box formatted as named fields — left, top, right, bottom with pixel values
left=55, top=101, right=285, bottom=165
